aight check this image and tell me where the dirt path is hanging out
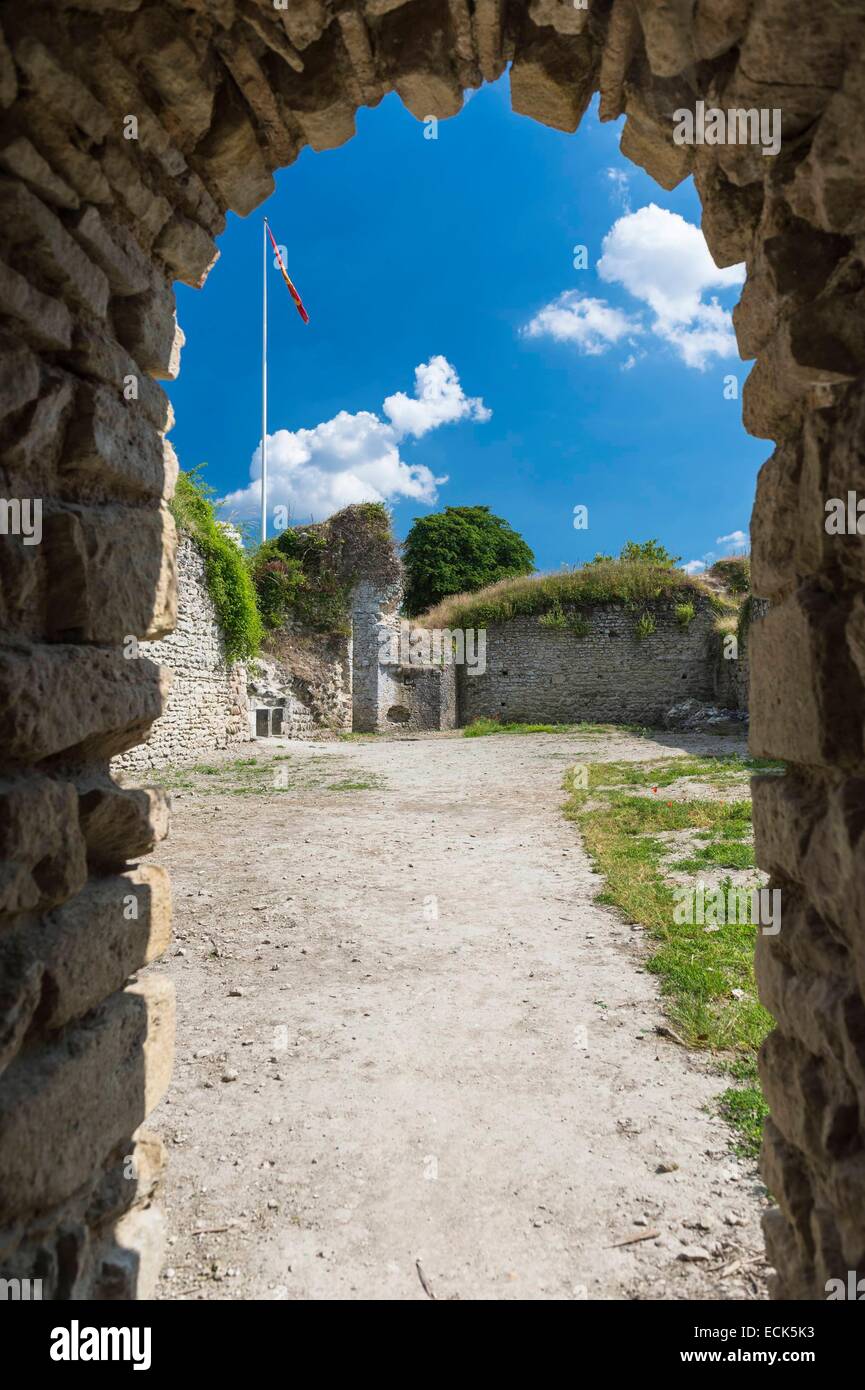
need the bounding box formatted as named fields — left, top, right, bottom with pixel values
left=146, top=728, right=770, bottom=1301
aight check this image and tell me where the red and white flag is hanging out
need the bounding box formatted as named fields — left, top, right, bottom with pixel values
left=265, top=221, right=309, bottom=324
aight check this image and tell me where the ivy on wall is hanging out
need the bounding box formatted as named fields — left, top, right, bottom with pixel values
left=169, top=467, right=263, bottom=663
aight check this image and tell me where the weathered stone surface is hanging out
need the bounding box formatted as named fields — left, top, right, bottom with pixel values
left=750, top=587, right=863, bottom=769
left=0, top=865, right=171, bottom=1061
left=78, top=785, right=170, bottom=868
left=0, top=134, right=79, bottom=210
left=633, top=0, right=694, bottom=77
left=598, top=0, right=640, bottom=122
left=0, top=643, right=170, bottom=763
left=153, top=214, right=219, bottom=288
left=193, top=86, right=274, bottom=215
left=62, top=384, right=169, bottom=502
left=510, top=28, right=596, bottom=133
left=0, top=776, right=87, bottom=916
left=0, top=0, right=860, bottom=1303
left=12, top=35, right=111, bottom=142
left=0, top=342, right=40, bottom=420
left=112, top=279, right=181, bottom=380
left=0, top=976, right=174, bottom=1221
left=44, top=503, right=176, bottom=643
left=113, top=535, right=250, bottom=772
left=0, top=181, right=109, bottom=318
left=620, top=87, right=692, bottom=190
left=0, top=258, right=72, bottom=351
left=69, top=207, right=150, bottom=296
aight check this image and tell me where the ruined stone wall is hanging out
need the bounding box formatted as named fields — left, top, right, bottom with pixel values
left=457, top=598, right=719, bottom=726
left=0, top=0, right=862, bottom=1301
left=257, top=620, right=352, bottom=736
left=351, top=577, right=402, bottom=733
left=378, top=659, right=458, bottom=731
left=113, top=535, right=249, bottom=773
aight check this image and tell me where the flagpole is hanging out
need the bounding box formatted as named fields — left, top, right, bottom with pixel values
left=261, top=217, right=268, bottom=546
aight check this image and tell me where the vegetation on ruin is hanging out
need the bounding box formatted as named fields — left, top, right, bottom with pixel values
left=710, top=555, right=751, bottom=594
left=402, top=505, right=535, bottom=616
left=421, top=549, right=731, bottom=632
left=250, top=502, right=400, bottom=637
left=170, top=468, right=263, bottom=662
left=563, top=753, right=783, bottom=1157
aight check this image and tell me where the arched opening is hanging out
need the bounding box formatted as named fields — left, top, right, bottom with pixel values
left=0, top=0, right=863, bottom=1304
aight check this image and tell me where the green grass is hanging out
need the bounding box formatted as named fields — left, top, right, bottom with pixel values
left=142, top=754, right=385, bottom=796
left=419, top=557, right=735, bottom=631
left=461, top=719, right=645, bottom=739
left=463, top=718, right=576, bottom=737
left=563, top=753, right=782, bottom=1156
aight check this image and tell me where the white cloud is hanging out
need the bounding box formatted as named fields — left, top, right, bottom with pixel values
left=716, top=529, right=748, bottom=552
left=220, top=356, right=489, bottom=524
left=521, top=289, right=642, bottom=356
left=382, top=355, right=491, bottom=438
left=597, top=204, right=744, bottom=370
left=606, top=167, right=631, bottom=211
left=680, top=528, right=749, bottom=576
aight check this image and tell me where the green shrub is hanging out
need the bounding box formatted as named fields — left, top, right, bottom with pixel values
left=711, top=555, right=751, bottom=594
left=250, top=502, right=399, bottom=636
left=539, top=603, right=567, bottom=630
left=170, top=467, right=263, bottom=662
left=635, top=611, right=656, bottom=640
left=675, top=601, right=695, bottom=627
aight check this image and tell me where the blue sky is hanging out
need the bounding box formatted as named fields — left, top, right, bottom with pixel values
left=166, top=76, right=766, bottom=576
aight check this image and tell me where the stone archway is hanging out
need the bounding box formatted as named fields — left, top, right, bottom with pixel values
left=0, top=0, right=863, bottom=1300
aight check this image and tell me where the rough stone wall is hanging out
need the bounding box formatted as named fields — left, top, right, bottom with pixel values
left=351, top=577, right=403, bottom=733
left=379, top=659, right=458, bottom=731
left=113, top=535, right=249, bottom=773
left=258, top=620, right=352, bottom=735
left=0, top=0, right=861, bottom=1300
left=457, top=599, right=719, bottom=726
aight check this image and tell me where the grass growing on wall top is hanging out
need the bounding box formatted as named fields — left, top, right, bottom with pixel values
left=170, top=468, right=263, bottom=662
left=419, top=559, right=734, bottom=631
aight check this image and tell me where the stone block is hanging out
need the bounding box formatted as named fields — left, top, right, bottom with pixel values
left=112, top=279, right=180, bottom=380
left=78, top=785, right=170, bottom=868
left=0, top=342, right=41, bottom=420
left=153, top=214, right=219, bottom=288
left=510, top=28, right=596, bottom=133
left=45, top=503, right=176, bottom=644
left=0, top=135, right=79, bottom=210
left=0, top=774, right=87, bottom=917
left=749, top=586, right=863, bottom=769
left=0, top=258, right=72, bottom=352
left=0, top=865, right=171, bottom=1058
left=620, top=88, right=692, bottom=190
left=0, top=182, right=109, bottom=319
left=0, top=642, right=170, bottom=763
left=62, top=384, right=168, bottom=502
left=750, top=443, right=801, bottom=599
left=69, top=207, right=150, bottom=296
left=0, top=975, right=174, bottom=1221
left=13, top=36, right=111, bottom=142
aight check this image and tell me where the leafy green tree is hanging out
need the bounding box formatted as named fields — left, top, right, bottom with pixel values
left=402, top=505, right=535, bottom=615
left=618, top=538, right=682, bottom=568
